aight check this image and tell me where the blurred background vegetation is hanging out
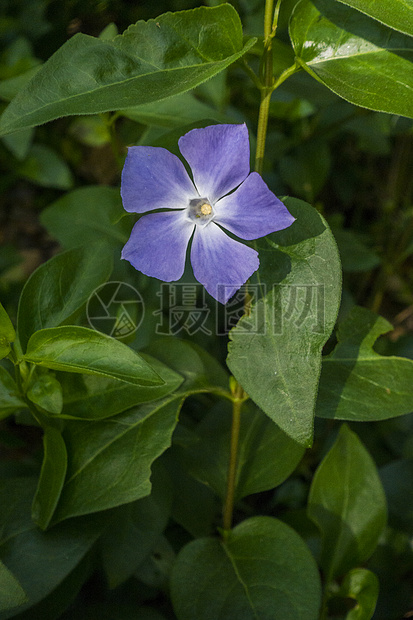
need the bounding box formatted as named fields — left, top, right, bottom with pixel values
left=1, top=1, right=413, bottom=618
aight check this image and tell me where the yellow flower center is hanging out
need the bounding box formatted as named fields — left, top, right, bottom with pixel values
left=200, top=203, right=212, bottom=216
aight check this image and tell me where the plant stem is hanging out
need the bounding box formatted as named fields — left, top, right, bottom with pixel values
left=222, top=383, right=244, bottom=534
left=254, top=0, right=282, bottom=174
left=222, top=0, right=283, bottom=535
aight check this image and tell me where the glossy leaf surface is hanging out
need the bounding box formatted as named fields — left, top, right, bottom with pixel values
left=316, top=306, right=413, bottom=421
left=336, top=0, right=413, bottom=36
left=24, top=326, right=163, bottom=387
left=171, top=516, right=321, bottom=620
left=290, top=0, right=413, bottom=118
left=308, top=425, right=387, bottom=580
left=227, top=198, right=341, bottom=446
left=0, top=5, right=255, bottom=135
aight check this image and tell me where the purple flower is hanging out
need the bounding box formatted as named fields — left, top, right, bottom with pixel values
left=121, top=123, right=295, bottom=304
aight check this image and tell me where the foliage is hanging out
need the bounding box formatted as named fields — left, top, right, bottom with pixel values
left=1, top=1, right=413, bottom=619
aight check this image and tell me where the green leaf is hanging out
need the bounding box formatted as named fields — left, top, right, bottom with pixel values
left=17, top=244, right=113, bottom=352
left=336, top=568, right=379, bottom=620
left=227, top=198, right=342, bottom=446
left=26, top=372, right=63, bottom=414
left=57, top=354, right=183, bottom=420
left=0, top=478, right=109, bottom=619
left=0, top=5, right=256, bottom=136
left=17, top=144, right=73, bottom=189
left=51, top=396, right=183, bottom=523
left=0, top=367, right=26, bottom=420
left=100, top=466, right=172, bottom=588
left=31, top=426, right=67, bottom=530
left=23, top=326, right=163, bottom=387
left=170, top=516, right=321, bottom=620
left=176, top=401, right=305, bottom=500
left=307, top=424, right=387, bottom=580
left=40, top=186, right=130, bottom=249
left=0, top=560, right=27, bottom=612
left=0, top=302, right=15, bottom=360
left=316, top=306, right=413, bottom=421
left=290, top=0, right=413, bottom=118
left=336, top=0, right=413, bottom=37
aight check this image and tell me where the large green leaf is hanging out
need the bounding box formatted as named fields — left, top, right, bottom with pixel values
left=175, top=401, right=305, bottom=500
left=307, top=425, right=387, bottom=581
left=0, top=478, right=109, bottom=619
left=51, top=396, right=183, bottom=523
left=316, top=306, right=413, bottom=421
left=170, top=516, right=321, bottom=620
left=336, top=0, right=413, bottom=37
left=227, top=198, right=342, bottom=446
left=57, top=354, right=183, bottom=420
left=17, top=244, right=113, bottom=353
left=0, top=5, right=255, bottom=136
left=40, top=186, right=130, bottom=250
left=23, top=326, right=163, bottom=387
left=290, top=0, right=413, bottom=118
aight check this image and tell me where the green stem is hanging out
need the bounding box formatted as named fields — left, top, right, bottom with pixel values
left=222, top=383, right=244, bottom=534
left=254, top=0, right=284, bottom=174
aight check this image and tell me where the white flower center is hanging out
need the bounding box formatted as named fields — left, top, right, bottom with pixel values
left=187, top=198, right=214, bottom=227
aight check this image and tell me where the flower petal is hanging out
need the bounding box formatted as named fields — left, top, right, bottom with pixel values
left=121, top=146, right=197, bottom=214
left=122, top=212, right=194, bottom=281
left=178, top=124, right=250, bottom=204
left=214, top=172, right=296, bottom=240
left=190, top=223, right=259, bottom=304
